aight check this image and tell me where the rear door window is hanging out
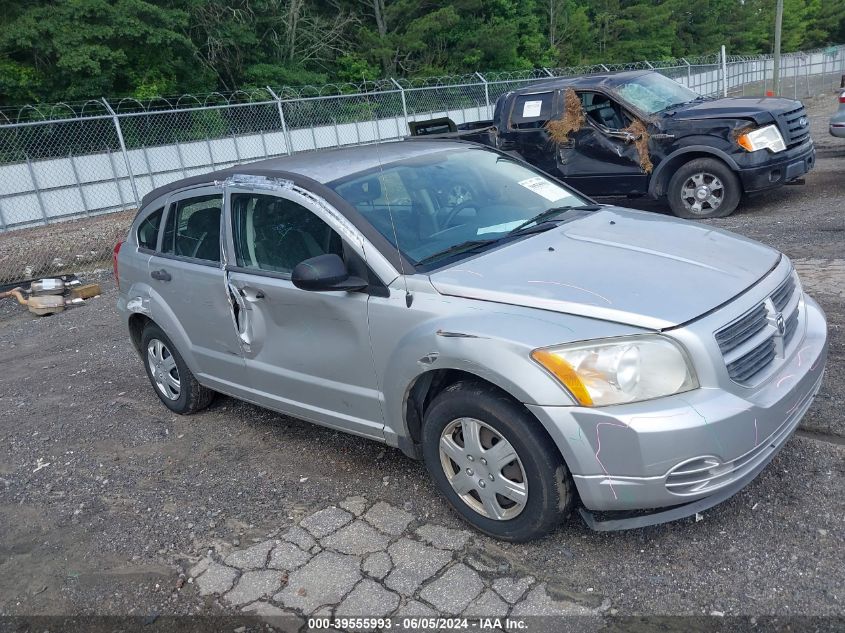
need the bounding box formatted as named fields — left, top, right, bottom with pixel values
left=137, top=207, right=163, bottom=250
left=161, top=194, right=223, bottom=262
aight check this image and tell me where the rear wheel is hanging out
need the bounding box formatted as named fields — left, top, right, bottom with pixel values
left=141, top=323, right=214, bottom=414
left=421, top=381, right=573, bottom=541
left=667, top=157, right=741, bottom=219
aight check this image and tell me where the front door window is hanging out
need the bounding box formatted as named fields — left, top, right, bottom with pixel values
left=230, top=193, right=343, bottom=274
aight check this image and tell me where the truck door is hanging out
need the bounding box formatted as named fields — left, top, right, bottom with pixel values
left=555, top=91, right=649, bottom=196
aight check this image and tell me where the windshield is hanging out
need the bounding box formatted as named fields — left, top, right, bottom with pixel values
left=329, top=148, right=588, bottom=268
left=615, top=73, right=699, bottom=114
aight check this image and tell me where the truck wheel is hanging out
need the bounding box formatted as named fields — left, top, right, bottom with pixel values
left=667, top=158, right=741, bottom=219
left=141, top=323, right=215, bottom=414
left=421, top=380, right=573, bottom=542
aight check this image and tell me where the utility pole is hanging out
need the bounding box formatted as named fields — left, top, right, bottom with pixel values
left=773, top=0, right=784, bottom=95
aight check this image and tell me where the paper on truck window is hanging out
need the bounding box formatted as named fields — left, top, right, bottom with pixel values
left=521, top=100, right=543, bottom=118
left=518, top=176, right=570, bottom=202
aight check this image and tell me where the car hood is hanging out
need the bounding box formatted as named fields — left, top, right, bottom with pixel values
left=428, top=207, right=780, bottom=330
left=668, top=96, right=804, bottom=125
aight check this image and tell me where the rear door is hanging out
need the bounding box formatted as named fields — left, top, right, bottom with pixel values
left=223, top=185, right=384, bottom=440
left=556, top=91, right=649, bottom=195
left=147, top=186, right=246, bottom=392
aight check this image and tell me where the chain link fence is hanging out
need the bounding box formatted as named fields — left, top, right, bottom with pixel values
left=1, top=45, right=843, bottom=285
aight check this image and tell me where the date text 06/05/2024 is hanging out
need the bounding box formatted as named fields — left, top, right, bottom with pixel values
left=307, top=617, right=529, bottom=630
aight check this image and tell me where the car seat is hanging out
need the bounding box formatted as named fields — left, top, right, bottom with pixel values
left=252, top=199, right=323, bottom=273
left=181, top=207, right=221, bottom=261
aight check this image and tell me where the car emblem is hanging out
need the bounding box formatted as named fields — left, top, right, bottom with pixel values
left=775, top=312, right=786, bottom=336
left=798, top=117, right=808, bottom=127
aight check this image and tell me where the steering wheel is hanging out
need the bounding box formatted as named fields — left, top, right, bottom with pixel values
left=442, top=200, right=479, bottom=229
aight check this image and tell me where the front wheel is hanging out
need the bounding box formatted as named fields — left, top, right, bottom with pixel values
left=667, top=157, right=741, bottom=219
left=421, top=381, right=573, bottom=542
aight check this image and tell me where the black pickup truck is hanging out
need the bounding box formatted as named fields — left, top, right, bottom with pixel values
left=409, top=71, right=815, bottom=218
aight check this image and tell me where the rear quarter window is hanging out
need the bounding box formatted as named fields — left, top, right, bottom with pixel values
left=510, top=92, right=554, bottom=130
left=137, top=207, right=163, bottom=250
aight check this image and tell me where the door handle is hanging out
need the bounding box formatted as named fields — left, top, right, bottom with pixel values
left=241, top=287, right=265, bottom=301
left=151, top=269, right=171, bottom=282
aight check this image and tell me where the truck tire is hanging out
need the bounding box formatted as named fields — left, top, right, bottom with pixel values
left=421, top=380, right=573, bottom=542
left=141, top=323, right=215, bottom=414
left=667, top=157, right=741, bottom=219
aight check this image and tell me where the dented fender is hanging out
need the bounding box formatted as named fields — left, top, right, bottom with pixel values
left=367, top=281, right=644, bottom=453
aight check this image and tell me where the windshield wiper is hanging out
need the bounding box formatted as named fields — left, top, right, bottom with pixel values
left=416, top=238, right=500, bottom=266
left=419, top=205, right=601, bottom=266
left=508, top=204, right=601, bottom=236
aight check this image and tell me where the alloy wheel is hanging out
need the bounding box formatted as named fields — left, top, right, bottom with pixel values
left=680, top=172, right=725, bottom=215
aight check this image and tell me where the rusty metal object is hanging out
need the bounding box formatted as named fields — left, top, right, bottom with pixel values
left=1, top=279, right=92, bottom=315
left=29, top=278, right=69, bottom=296
left=69, top=283, right=101, bottom=300
left=0, top=288, right=27, bottom=305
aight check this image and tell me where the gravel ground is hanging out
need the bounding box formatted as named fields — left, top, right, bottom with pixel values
left=0, top=97, right=843, bottom=627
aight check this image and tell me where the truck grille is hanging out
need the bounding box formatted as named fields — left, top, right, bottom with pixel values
left=777, top=105, right=810, bottom=148
left=715, top=273, right=801, bottom=385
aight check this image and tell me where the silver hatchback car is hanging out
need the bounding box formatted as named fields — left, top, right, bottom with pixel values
left=116, top=141, right=828, bottom=541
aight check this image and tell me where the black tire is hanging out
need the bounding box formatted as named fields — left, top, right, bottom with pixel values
left=421, top=380, right=573, bottom=542
left=140, top=323, right=214, bottom=414
left=667, top=157, right=741, bottom=219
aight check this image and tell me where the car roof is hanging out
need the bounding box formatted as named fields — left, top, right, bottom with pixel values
left=507, top=69, right=651, bottom=94
left=139, top=139, right=471, bottom=208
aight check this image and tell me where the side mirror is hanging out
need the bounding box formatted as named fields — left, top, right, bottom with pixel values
left=291, top=254, right=368, bottom=292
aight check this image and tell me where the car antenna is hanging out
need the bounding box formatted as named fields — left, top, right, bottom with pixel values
left=363, top=76, right=413, bottom=307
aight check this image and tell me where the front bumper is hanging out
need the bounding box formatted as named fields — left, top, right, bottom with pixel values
left=527, top=295, right=828, bottom=524
left=737, top=141, right=815, bottom=193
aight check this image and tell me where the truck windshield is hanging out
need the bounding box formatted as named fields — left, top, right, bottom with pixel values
left=615, top=73, right=700, bottom=114
left=329, top=147, right=589, bottom=268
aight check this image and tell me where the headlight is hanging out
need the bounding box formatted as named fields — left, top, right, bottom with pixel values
left=737, top=124, right=786, bottom=153
left=531, top=336, right=698, bottom=406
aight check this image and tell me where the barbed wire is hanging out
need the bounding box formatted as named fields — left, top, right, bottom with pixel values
left=2, top=45, right=840, bottom=124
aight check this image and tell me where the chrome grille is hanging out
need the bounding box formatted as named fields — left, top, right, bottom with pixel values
left=783, top=306, right=799, bottom=344
left=777, top=105, right=810, bottom=148
left=715, top=272, right=801, bottom=385
left=726, top=338, right=776, bottom=383
left=715, top=304, right=768, bottom=354
left=771, top=275, right=795, bottom=312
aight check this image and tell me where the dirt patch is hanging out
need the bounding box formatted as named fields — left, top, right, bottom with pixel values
left=545, top=88, right=585, bottom=144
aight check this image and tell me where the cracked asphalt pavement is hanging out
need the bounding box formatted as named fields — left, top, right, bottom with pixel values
left=0, top=97, right=843, bottom=627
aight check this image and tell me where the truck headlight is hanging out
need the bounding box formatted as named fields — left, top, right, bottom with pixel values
left=531, top=336, right=698, bottom=406
left=737, top=124, right=786, bottom=153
